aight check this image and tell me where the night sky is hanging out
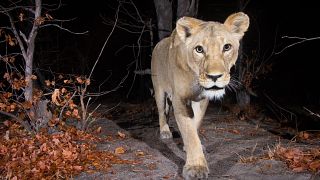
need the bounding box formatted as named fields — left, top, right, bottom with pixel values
left=35, top=0, right=320, bottom=106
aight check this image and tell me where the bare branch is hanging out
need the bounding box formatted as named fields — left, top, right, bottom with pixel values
left=87, top=70, right=129, bottom=97
left=6, top=11, right=28, bottom=60
left=275, top=36, right=320, bottom=55
left=59, top=91, right=76, bottom=120
left=88, top=1, right=121, bottom=80
left=303, top=107, right=320, bottom=119
left=134, top=69, right=151, bottom=75
left=19, top=31, right=28, bottom=43
left=40, top=24, right=88, bottom=35
left=0, top=110, right=32, bottom=132
left=263, top=92, right=297, bottom=124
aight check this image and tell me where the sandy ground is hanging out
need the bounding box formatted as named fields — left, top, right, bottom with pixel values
left=75, top=101, right=317, bottom=180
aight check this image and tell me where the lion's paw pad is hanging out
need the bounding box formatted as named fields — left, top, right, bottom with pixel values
left=160, top=131, right=173, bottom=139
left=183, top=165, right=209, bottom=180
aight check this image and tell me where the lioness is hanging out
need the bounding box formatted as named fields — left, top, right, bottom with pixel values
left=151, top=12, right=249, bottom=179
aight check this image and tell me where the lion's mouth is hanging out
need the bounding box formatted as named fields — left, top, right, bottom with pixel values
left=204, top=85, right=224, bottom=91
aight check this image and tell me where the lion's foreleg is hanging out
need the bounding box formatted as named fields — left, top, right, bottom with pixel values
left=173, top=99, right=209, bottom=179
left=191, top=99, right=209, bottom=130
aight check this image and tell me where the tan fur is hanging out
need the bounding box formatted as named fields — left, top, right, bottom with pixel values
left=151, top=12, right=249, bottom=179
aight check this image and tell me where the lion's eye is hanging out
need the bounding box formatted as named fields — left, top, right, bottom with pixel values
left=195, top=45, right=204, bottom=53
left=223, top=44, right=232, bottom=51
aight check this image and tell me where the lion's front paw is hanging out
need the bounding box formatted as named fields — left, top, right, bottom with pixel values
left=160, top=130, right=173, bottom=139
left=183, top=165, right=209, bottom=180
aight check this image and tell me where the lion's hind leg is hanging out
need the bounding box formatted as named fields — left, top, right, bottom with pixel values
left=154, top=89, right=173, bottom=139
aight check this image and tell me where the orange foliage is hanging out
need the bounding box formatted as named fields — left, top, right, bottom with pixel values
left=0, top=124, right=138, bottom=179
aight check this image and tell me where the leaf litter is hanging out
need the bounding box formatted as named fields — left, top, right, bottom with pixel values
left=0, top=123, right=139, bottom=179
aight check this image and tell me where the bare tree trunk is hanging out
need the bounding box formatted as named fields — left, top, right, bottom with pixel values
left=24, top=0, right=41, bottom=102
left=153, top=0, right=172, bottom=40
left=236, top=0, right=250, bottom=109
left=177, top=0, right=199, bottom=19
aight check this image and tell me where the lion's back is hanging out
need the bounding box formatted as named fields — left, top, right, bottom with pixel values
left=151, top=37, right=172, bottom=91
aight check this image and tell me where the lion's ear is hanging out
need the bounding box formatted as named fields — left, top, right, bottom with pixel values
left=176, top=17, right=204, bottom=41
left=224, top=12, right=249, bottom=39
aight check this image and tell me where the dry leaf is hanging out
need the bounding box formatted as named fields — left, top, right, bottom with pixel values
left=96, top=127, right=102, bottom=133
left=76, top=77, right=83, bottom=84
left=22, top=101, right=32, bottom=109
left=61, top=88, right=67, bottom=94
left=135, top=150, right=144, bottom=157
left=31, top=75, right=37, bottom=80
left=73, top=165, right=83, bottom=171
left=38, top=161, right=46, bottom=170
left=4, top=130, right=10, bottom=141
left=52, top=138, right=60, bottom=145
left=52, top=89, right=61, bottom=106
left=309, top=160, right=320, bottom=171
left=115, top=147, right=125, bottom=154
left=45, top=13, right=53, bottom=20
left=230, top=129, right=240, bottom=134
left=65, top=110, right=72, bottom=116
left=85, top=79, right=90, bottom=85
left=62, top=149, right=73, bottom=159
left=45, top=80, right=51, bottom=86
left=3, top=120, right=11, bottom=127
left=292, top=166, right=304, bottom=172
left=72, top=109, right=80, bottom=118
left=117, top=131, right=126, bottom=138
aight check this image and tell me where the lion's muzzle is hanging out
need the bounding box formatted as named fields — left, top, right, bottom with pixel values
left=199, top=73, right=230, bottom=100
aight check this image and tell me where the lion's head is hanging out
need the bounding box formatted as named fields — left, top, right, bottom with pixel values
left=174, top=12, right=249, bottom=100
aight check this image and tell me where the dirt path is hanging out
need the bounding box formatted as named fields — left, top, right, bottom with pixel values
left=76, top=101, right=317, bottom=180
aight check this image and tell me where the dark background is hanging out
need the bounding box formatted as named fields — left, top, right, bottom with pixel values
left=34, top=0, right=320, bottom=109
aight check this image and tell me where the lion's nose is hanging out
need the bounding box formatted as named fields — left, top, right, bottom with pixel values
left=206, top=74, right=223, bottom=82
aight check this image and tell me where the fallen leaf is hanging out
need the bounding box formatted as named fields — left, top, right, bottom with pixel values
left=117, top=131, right=126, bottom=138
left=72, top=109, right=79, bottom=118
left=162, top=174, right=172, bottom=179
left=115, top=147, right=125, bottom=154
left=73, top=165, right=83, bottom=171
left=309, top=160, right=320, bottom=171
left=148, top=163, right=157, bottom=170
left=135, top=150, right=145, bottom=157
left=52, top=138, right=60, bottom=145
left=292, top=166, right=304, bottom=172
left=96, top=126, right=102, bottom=133
left=3, top=120, right=11, bottom=127
left=230, top=129, right=240, bottom=134
left=38, top=161, right=46, bottom=170
left=62, top=149, right=73, bottom=159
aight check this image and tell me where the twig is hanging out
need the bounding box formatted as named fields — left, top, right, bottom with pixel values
left=275, top=36, right=320, bottom=55
left=303, top=107, right=320, bottom=119
left=263, top=92, right=297, bottom=125
left=40, top=24, right=88, bottom=34
left=0, top=110, right=32, bottom=132
left=134, top=69, right=151, bottom=75
left=59, top=91, right=76, bottom=120
left=88, top=1, right=121, bottom=81
left=85, top=103, right=101, bottom=129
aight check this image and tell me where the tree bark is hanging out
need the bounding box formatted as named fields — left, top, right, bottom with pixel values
left=153, top=0, right=173, bottom=40
left=236, top=0, right=250, bottom=109
left=177, top=0, right=199, bottom=19
left=24, top=0, right=41, bottom=102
